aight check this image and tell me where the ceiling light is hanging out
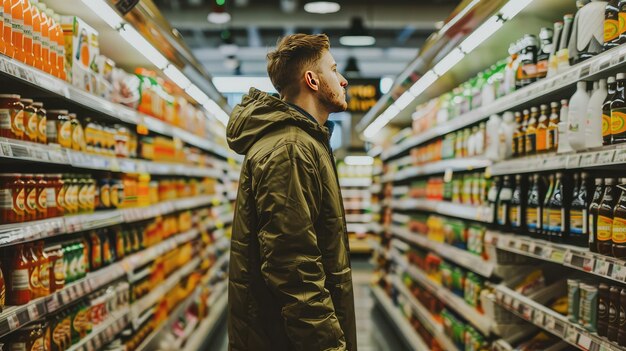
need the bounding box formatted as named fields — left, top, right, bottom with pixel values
left=380, top=77, right=394, bottom=94
left=340, top=17, right=376, bottom=47
left=81, top=0, right=123, bottom=29
left=208, top=11, right=231, bottom=24
left=459, top=15, right=503, bottom=54
left=500, top=0, right=534, bottom=20
left=344, top=156, right=374, bottom=166
left=304, top=1, right=340, bottom=14
left=432, top=48, right=465, bottom=76
left=119, top=26, right=169, bottom=69
left=163, top=64, right=191, bottom=90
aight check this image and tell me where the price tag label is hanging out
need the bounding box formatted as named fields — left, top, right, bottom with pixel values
left=7, top=313, right=20, bottom=330
left=533, top=309, right=544, bottom=325
left=27, top=303, right=39, bottom=320
left=595, top=259, right=610, bottom=276
left=551, top=249, right=565, bottom=263
left=579, top=64, right=591, bottom=79
left=522, top=304, right=533, bottom=320
left=565, top=326, right=579, bottom=344
left=580, top=153, right=598, bottom=167
left=567, top=154, right=582, bottom=168
left=544, top=314, right=556, bottom=331
left=60, top=289, right=70, bottom=304
left=613, top=264, right=626, bottom=281
left=598, top=150, right=616, bottom=164
left=512, top=299, right=521, bottom=311
left=577, top=333, right=592, bottom=349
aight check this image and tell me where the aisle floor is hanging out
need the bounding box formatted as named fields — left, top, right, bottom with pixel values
left=204, top=257, right=408, bottom=351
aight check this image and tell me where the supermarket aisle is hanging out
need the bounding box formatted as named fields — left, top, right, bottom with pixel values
left=204, top=258, right=408, bottom=351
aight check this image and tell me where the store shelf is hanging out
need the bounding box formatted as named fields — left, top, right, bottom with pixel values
left=485, top=231, right=626, bottom=286
left=491, top=284, right=618, bottom=351
left=345, top=213, right=373, bottom=223
left=391, top=276, right=459, bottom=351
left=339, top=178, right=373, bottom=187
left=371, top=183, right=383, bottom=194
left=0, top=194, right=223, bottom=247
left=370, top=222, right=385, bottom=234
left=392, top=226, right=495, bottom=278
left=383, top=157, right=492, bottom=182
left=391, top=198, right=493, bottom=223
left=183, top=293, right=228, bottom=351
left=66, top=307, right=131, bottom=351
left=381, top=44, right=626, bottom=162
left=342, top=189, right=372, bottom=198
left=349, top=238, right=372, bottom=254
left=392, top=250, right=493, bottom=336
left=0, top=56, right=230, bottom=159
left=343, top=202, right=372, bottom=211
left=490, top=146, right=626, bottom=176
left=347, top=223, right=371, bottom=234
left=370, top=285, right=430, bottom=351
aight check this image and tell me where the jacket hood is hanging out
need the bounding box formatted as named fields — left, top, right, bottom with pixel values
left=227, top=88, right=329, bottom=155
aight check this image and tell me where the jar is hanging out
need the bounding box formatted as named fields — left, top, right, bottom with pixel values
left=69, top=113, right=86, bottom=152
left=114, top=125, right=129, bottom=158
left=8, top=244, right=32, bottom=305
left=46, top=110, right=71, bottom=148
left=65, top=174, right=79, bottom=214
left=36, top=242, right=50, bottom=298
left=83, top=118, right=98, bottom=154
left=21, top=98, right=38, bottom=143
left=56, top=175, right=67, bottom=216
left=0, top=174, right=26, bottom=224
left=32, top=102, right=47, bottom=144
left=44, top=244, right=64, bottom=293
left=23, top=174, right=38, bottom=222
left=0, top=94, right=24, bottom=139
left=77, top=176, right=89, bottom=213
left=45, top=174, right=62, bottom=218
left=35, top=174, right=48, bottom=220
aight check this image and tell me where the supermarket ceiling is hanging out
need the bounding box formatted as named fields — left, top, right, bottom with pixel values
left=155, top=0, right=461, bottom=77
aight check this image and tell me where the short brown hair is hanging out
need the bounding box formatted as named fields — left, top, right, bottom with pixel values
left=267, top=33, right=330, bottom=97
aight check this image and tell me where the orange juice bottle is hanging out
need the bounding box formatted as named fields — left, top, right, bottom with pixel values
left=45, top=8, right=57, bottom=77
left=11, top=0, right=25, bottom=63
left=53, top=14, right=64, bottom=80
left=36, top=2, right=49, bottom=73
left=0, top=0, right=5, bottom=54
left=3, top=0, right=13, bottom=57
left=22, top=0, right=33, bottom=66
left=30, top=0, right=41, bottom=70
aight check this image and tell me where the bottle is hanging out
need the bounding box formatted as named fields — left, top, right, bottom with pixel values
left=53, top=14, right=65, bottom=80
left=2, top=0, right=13, bottom=58
left=571, top=173, right=589, bottom=247
left=497, top=175, right=513, bottom=230
left=11, top=0, right=25, bottom=62
left=520, top=109, right=530, bottom=156
left=619, top=288, right=626, bottom=346
left=557, top=14, right=575, bottom=73
left=36, top=2, right=50, bottom=73
left=515, top=39, right=526, bottom=90
left=45, top=9, right=57, bottom=78
left=609, top=286, right=621, bottom=341
left=598, top=178, right=618, bottom=255
left=542, top=174, right=556, bottom=239
left=513, top=111, right=524, bottom=157
left=527, top=174, right=542, bottom=237
left=604, top=76, right=617, bottom=144
left=22, top=0, right=34, bottom=66
left=600, top=283, right=611, bottom=336
left=590, top=178, right=605, bottom=252
left=548, top=21, right=564, bottom=77
left=607, top=0, right=621, bottom=50
left=487, top=177, right=500, bottom=225
left=485, top=114, right=501, bottom=160
left=558, top=99, right=573, bottom=153
left=569, top=0, right=606, bottom=63
left=611, top=73, right=626, bottom=144
left=510, top=174, right=525, bottom=232
left=525, top=107, right=539, bottom=155
left=536, top=27, right=553, bottom=79
left=499, top=112, right=516, bottom=160
left=587, top=79, right=608, bottom=149
left=505, top=42, right=520, bottom=94
left=9, top=244, right=31, bottom=305
left=536, top=104, right=549, bottom=153
left=620, top=0, right=626, bottom=44
left=520, top=35, right=539, bottom=87
left=30, top=0, right=42, bottom=70
left=568, top=81, right=591, bottom=151
left=547, top=102, right=560, bottom=152
left=548, top=172, right=566, bottom=242
left=612, top=178, right=626, bottom=258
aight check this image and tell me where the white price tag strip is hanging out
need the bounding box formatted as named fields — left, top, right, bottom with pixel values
left=27, top=303, right=39, bottom=320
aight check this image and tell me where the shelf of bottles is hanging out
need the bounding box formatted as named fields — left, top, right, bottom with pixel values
left=338, top=161, right=376, bottom=254
left=369, top=0, right=626, bottom=350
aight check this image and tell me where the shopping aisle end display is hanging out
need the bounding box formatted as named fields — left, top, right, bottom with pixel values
left=366, top=0, right=626, bottom=350
left=0, top=0, right=237, bottom=350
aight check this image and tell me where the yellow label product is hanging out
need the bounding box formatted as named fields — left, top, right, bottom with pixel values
left=603, top=113, right=612, bottom=138
left=612, top=217, right=626, bottom=243
left=606, top=18, right=620, bottom=43
left=598, top=215, right=614, bottom=241
left=611, top=109, right=626, bottom=135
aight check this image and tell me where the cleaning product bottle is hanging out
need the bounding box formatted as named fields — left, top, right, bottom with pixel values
left=569, top=0, right=607, bottom=64
left=586, top=78, right=608, bottom=149
left=485, top=114, right=501, bottom=161
left=558, top=99, right=573, bottom=153
left=548, top=21, right=564, bottom=77
left=499, top=112, right=516, bottom=160
left=557, top=14, right=575, bottom=73
left=606, top=0, right=621, bottom=49
left=568, top=81, right=591, bottom=151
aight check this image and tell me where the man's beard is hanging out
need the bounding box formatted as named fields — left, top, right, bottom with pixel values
left=319, top=78, right=347, bottom=113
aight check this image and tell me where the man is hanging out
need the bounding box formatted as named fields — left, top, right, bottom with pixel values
left=226, top=33, right=357, bottom=351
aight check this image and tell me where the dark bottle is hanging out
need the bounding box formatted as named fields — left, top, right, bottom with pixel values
left=598, top=178, right=618, bottom=255
left=547, top=172, right=566, bottom=242
left=520, top=35, right=539, bottom=87
left=487, top=176, right=501, bottom=225
left=609, top=286, right=621, bottom=341
left=570, top=173, right=589, bottom=247
left=497, top=176, right=514, bottom=230
left=509, top=174, right=525, bottom=232
left=620, top=0, right=626, bottom=45
left=611, top=73, right=626, bottom=144
left=607, top=0, right=621, bottom=50
left=520, top=109, right=530, bottom=157
left=513, top=112, right=523, bottom=157
left=619, top=287, right=626, bottom=346
left=604, top=76, right=617, bottom=145
left=612, top=178, right=626, bottom=258
left=527, top=174, right=542, bottom=238
left=599, top=283, right=610, bottom=337
left=590, top=178, right=605, bottom=252
left=542, top=174, right=556, bottom=239
left=525, top=107, right=539, bottom=155
left=536, top=27, right=553, bottom=79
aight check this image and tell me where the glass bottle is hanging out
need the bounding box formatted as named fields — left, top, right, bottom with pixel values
left=527, top=174, right=542, bottom=237
left=536, top=27, right=553, bottom=79
left=513, top=111, right=523, bottom=157
left=606, top=0, right=621, bottom=50
left=542, top=174, right=556, bottom=240
left=598, top=178, right=618, bottom=255
left=536, top=104, right=549, bottom=153
left=570, top=173, right=589, bottom=247
left=509, top=174, right=524, bottom=232
left=612, top=178, right=626, bottom=258
left=497, top=175, right=514, bottom=230
left=547, top=102, right=560, bottom=151
left=604, top=76, right=617, bottom=145
left=589, top=178, right=605, bottom=252
left=525, top=107, right=539, bottom=155
left=611, top=73, right=626, bottom=144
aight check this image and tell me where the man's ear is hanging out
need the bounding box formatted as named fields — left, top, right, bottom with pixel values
left=305, top=71, right=319, bottom=91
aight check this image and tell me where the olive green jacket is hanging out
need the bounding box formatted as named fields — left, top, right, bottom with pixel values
left=226, top=88, right=356, bottom=351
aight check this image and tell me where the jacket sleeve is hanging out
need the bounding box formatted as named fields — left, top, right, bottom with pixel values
left=253, top=143, right=347, bottom=351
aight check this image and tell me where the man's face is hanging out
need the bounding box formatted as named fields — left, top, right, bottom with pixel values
left=316, top=50, right=348, bottom=113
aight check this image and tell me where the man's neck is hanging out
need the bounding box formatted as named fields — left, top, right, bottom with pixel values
left=285, top=96, right=329, bottom=125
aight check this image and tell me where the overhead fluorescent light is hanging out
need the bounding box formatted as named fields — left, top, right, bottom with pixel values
left=344, top=156, right=374, bottom=166
left=304, top=1, right=341, bottom=14
left=163, top=64, right=191, bottom=90
left=208, top=11, right=231, bottom=24
left=459, top=16, right=503, bottom=54
left=500, top=0, right=533, bottom=20
left=432, top=48, right=465, bottom=76
left=119, top=26, right=169, bottom=69
left=185, top=84, right=210, bottom=105
left=340, top=35, right=376, bottom=47
left=81, top=0, right=123, bottom=29
left=394, top=91, right=416, bottom=110
left=409, top=70, right=438, bottom=96
left=380, top=77, right=394, bottom=94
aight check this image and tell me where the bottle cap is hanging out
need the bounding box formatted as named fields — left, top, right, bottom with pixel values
left=551, top=102, right=559, bottom=108
left=561, top=99, right=568, bottom=105
left=531, top=107, right=538, bottom=112
left=540, top=104, right=548, bottom=109
left=608, top=76, right=616, bottom=84
left=618, top=73, right=626, bottom=80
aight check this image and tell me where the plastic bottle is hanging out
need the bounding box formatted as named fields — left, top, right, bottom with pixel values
left=604, top=76, right=617, bottom=144
left=536, top=104, right=549, bottom=153
left=558, top=99, right=573, bottom=153
left=22, top=0, right=33, bottom=66
left=525, top=107, right=539, bottom=155
left=504, top=42, right=520, bottom=94
left=557, top=14, right=575, bottom=73
left=587, top=79, right=608, bottom=149
left=485, top=114, right=501, bottom=160
left=497, top=175, right=513, bottom=230
left=35, top=2, right=49, bottom=73
left=45, top=8, right=57, bottom=77
left=548, top=21, right=564, bottom=77
left=53, top=14, right=64, bottom=80
left=537, top=27, right=553, bottom=79
left=498, top=111, right=516, bottom=160
left=11, top=0, right=25, bottom=62
left=590, top=178, right=605, bottom=252
left=611, top=73, right=626, bottom=143
left=569, top=0, right=606, bottom=64
left=568, top=81, right=591, bottom=151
